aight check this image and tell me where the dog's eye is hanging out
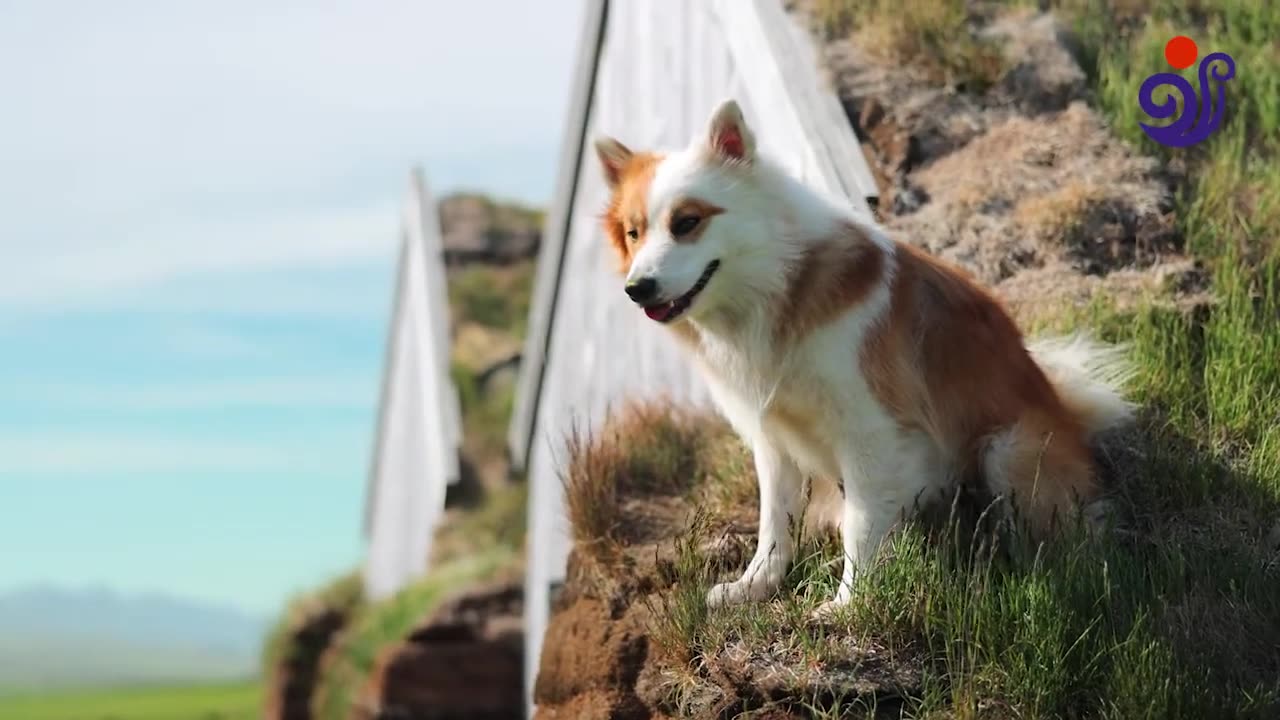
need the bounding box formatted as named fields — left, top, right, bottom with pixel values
left=671, top=215, right=700, bottom=237
left=626, top=228, right=639, bottom=241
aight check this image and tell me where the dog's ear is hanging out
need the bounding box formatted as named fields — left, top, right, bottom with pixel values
left=703, top=99, right=755, bottom=164
left=594, top=137, right=633, bottom=190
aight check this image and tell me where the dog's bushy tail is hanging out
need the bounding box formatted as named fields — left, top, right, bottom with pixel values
left=1028, top=332, right=1138, bottom=437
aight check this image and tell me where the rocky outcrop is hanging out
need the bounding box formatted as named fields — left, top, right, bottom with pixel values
left=355, top=581, right=524, bottom=720
left=439, top=193, right=541, bottom=267
left=800, top=3, right=1207, bottom=322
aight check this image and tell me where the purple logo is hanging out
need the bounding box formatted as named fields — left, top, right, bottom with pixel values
left=1138, top=36, right=1236, bottom=148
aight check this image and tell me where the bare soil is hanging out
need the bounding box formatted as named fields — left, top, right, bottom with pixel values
left=357, top=581, right=524, bottom=720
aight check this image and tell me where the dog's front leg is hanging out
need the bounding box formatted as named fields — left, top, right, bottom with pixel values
left=706, top=436, right=801, bottom=608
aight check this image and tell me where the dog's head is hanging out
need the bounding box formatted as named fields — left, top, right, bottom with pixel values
left=594, top=99, right=770, bottom=325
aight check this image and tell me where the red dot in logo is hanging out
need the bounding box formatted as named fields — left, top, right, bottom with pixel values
left=1165, top=36, right=1198, bottom=70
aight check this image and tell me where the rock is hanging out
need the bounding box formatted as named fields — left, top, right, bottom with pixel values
left=438, top=194, right=541, bottom=266
left=356, top=581, right=524, bottom=720
left=801, top=2, right=1205, bottom=325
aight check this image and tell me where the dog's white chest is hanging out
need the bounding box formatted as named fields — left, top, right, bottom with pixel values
left=696, top=346, right=845, bottom=479
left=693, top=315, right=896, bottom=482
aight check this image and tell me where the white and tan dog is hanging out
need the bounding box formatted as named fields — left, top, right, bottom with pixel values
left=593, top=99, right=1134, bottom=614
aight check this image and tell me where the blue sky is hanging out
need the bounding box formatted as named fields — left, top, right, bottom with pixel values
left=0, top=0, right=582, bottom=616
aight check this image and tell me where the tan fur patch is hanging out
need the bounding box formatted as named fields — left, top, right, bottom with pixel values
left=601, top=153, right=662, bottom=273
left=764, top=398, right=832, bottom=461
left=664, top=198, right=725, bottom=244
left=859, top=241, right=1096, bottom=533
left=774, top=222, right=886, bottom=343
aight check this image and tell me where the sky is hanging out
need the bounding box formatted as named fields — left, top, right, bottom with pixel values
left=0, top=0, right=583, bottom=616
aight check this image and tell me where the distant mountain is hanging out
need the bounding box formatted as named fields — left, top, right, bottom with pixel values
left=0, top=585, right=268, bottom=691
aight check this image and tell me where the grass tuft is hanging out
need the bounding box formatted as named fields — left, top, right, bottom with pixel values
left=814, top=0, right=1007, bottom=92
left=559, top=400, right=754, bottom=553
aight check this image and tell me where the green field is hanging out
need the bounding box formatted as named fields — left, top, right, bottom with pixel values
left=0, top=682, right=259, bottom=720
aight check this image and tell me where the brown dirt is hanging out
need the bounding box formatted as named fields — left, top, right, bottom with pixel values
left=533, top=597, right=653, bottom=717
left=355, top=581, right=524, bottom=720
left=265, top=607, right=352, bottom=720
left=799, top=3, right=1209, bottom=325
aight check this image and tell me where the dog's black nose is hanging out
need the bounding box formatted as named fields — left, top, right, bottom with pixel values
left=625, top=277, right=658, bottom=304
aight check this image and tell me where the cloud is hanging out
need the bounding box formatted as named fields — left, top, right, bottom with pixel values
left=0, top=0, right=582, bottom=312
left=15, top=376, right=379, bottom=414
left=0, top=429, right=364, bottom=476
left=162, top=327, right=277, bottom=360
left=0, top=202, right=402, bottom=308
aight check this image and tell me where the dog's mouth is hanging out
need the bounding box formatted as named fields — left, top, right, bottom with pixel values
left=643, top=260, right=720, bottom=324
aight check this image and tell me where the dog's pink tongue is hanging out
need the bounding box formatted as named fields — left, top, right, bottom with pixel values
left=644, top=303, right=672, bottom=322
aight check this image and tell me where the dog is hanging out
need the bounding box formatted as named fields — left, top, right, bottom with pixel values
left=592, top=99, right=1135, bottom=614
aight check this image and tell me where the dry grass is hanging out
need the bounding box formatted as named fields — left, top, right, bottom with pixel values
left=559, top=399, right=754, bottom=555
left=1012, top=179, right=1105, bottom=240
left=813, top=0, right=1006, bottom=91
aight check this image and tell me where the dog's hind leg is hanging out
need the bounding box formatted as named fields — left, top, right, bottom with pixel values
left=814, top=429, right=941, bottom=618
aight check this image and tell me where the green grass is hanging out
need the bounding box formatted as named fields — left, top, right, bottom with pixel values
left=448, top=260, right=535, bottom=459
left=451, top=359, right=517, bottom=461
left=637, top=1, right=1280, bottom=717
left=432, top=478, right=529, bottom=565
left=310, top=548, right=516, bottom=720
left=449, top=260, right=535, bottom=338
left=0, top=682, right=259, bottom=720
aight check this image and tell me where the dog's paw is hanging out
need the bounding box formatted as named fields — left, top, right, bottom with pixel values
left=808, top=598, right=851, bottom=624
left=706, top=577, right=772, bottom=608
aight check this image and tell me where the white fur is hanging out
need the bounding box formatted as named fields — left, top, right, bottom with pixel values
left=1027, top=333, right=1137, bottom=435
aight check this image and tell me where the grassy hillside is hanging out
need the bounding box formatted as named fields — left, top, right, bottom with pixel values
left=0, top=682, right=258, bottom=720
left=449, top=259, right=536, bottom=466
left=258, top=193, right=539, bottom=717
left=310, top=547, right=517, bottom=720
left=537, top=1, right=1280, bottom=718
